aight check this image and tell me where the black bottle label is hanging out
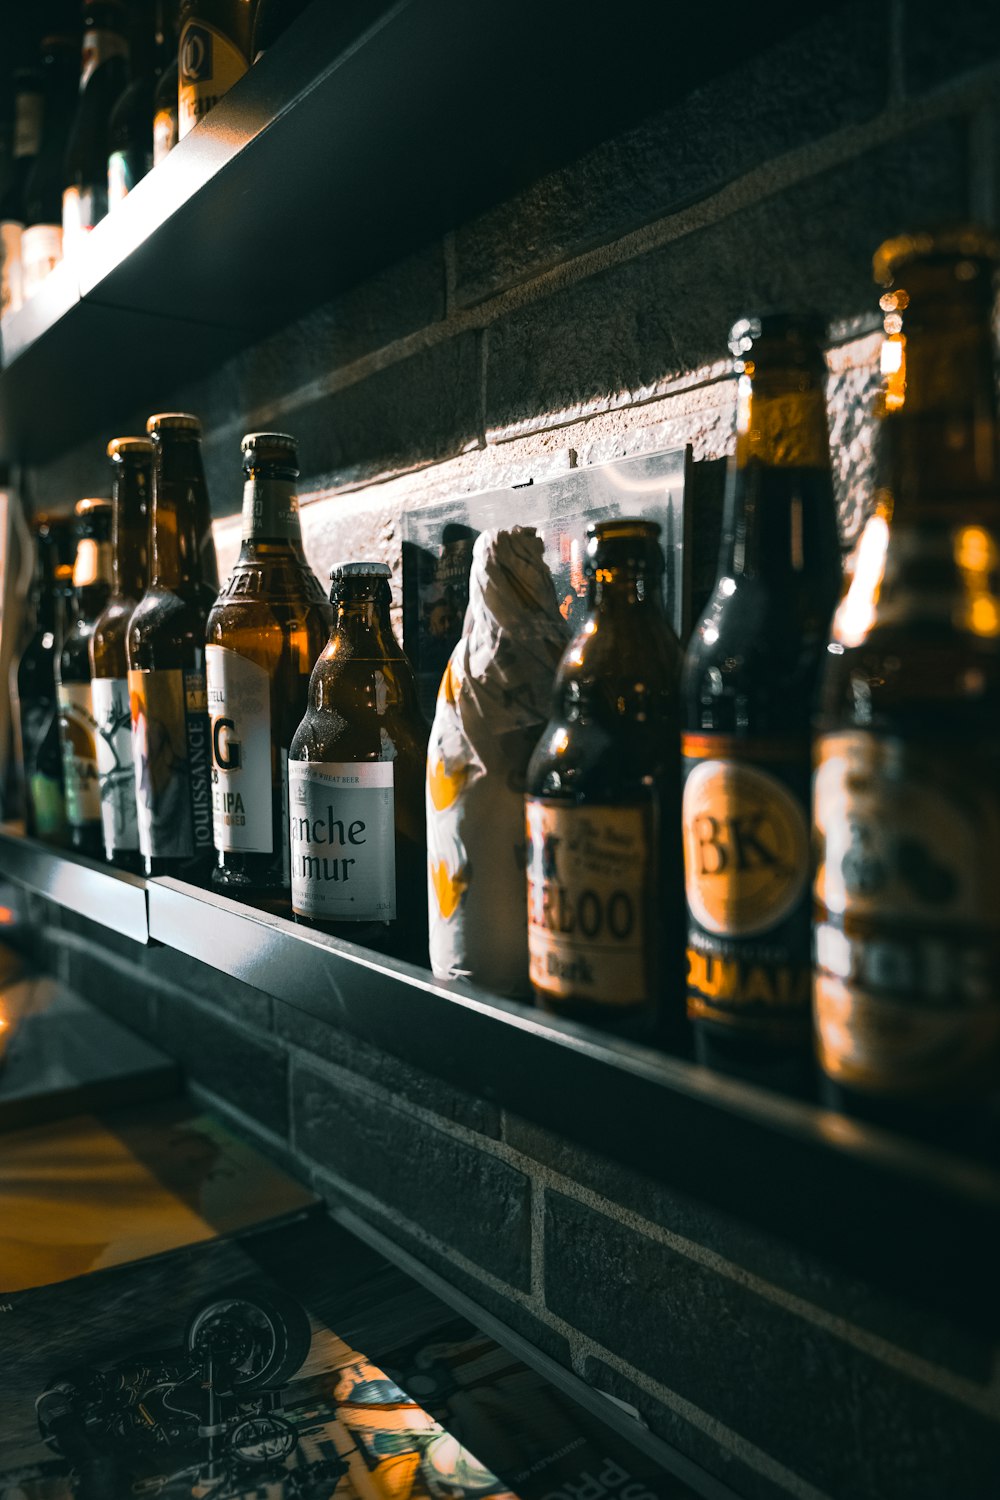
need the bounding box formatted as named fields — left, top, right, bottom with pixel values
left=813, top=731, right=1000, bottom=1099
left=682, top=733, right=811, bottom=1039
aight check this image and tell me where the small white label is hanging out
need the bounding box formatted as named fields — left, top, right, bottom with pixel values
left=207, top=645, right=273, bottom=853
left=289, top=760, right=395, bottom=922
left=92, top=676, right=139, bottom=854
left=20, top=224, right=62, bottom=300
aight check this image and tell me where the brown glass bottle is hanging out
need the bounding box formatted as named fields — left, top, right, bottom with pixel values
left=127, top=412, right=218, bottom=881
left=288, top=563, right=429, bottom=958
left=206, top=432, right=331, bottom=899
left=681, top=314, right=843, bottom=1092
left=90, top=436, right=152, bottom=872
left=813, top=229, right=1000, bottom=1137
left=177, top=0, right=252, bottom=139
left=16, top=516, right=72, bottom=844
left=58, top=497, right=113, bottom=858
left=524, top=520, right=684, bottom=1042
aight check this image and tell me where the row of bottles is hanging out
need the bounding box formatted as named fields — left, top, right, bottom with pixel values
left=0, top=0, right=304, bottom=316
left=11, top=227, right=1000, bottom=1143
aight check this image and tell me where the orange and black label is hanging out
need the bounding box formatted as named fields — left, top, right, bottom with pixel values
left=682, top=733, right=811, bottom=1038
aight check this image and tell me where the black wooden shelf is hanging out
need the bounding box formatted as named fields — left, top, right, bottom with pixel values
left=2, top=819, right=999, bottom=1337
left=0, top=0, right=835, bottom=468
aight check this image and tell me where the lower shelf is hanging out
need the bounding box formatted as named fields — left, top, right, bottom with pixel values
left=2, top=820, right=999, bottom=1335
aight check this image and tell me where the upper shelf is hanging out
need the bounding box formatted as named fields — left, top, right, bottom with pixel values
left=2, top=819, right=999, bottom=1338
left=0, top=0, right=836, bottom=467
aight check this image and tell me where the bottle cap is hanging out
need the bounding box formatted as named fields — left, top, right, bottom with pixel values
left=873, top=225, right=1000, bottom=286
left=108, top=436, right=155, bottom=458
left=330, top=562, right=392, bottom=581
left=585, top=519, right=664, bottom=576
left=147, top=412, right=201, bottom=435
left=242, top=431, right=297, bottom=454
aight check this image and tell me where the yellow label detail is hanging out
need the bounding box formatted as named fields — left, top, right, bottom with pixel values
left=525, top=800, right=648, bottom=1006
left=178, top=20, right=248, bottom=138
left=430, top=858, right=469, bottom=921
left=427, top=756, right=466, bottom=812
left=682, top=757, right=808, bottom=938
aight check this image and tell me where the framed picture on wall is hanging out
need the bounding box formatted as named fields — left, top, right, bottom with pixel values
left=402, top=445, right=691, bottom=720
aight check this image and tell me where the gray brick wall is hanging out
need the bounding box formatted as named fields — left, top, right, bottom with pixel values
left=20, top=5, right=1000, bottom=1496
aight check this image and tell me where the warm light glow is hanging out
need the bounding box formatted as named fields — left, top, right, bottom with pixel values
left=0, top=906, right=14, bottom=925
left=552, top=727, right=570, bottom=755
left=736, top=372, right=753, bottom=436
left=832, top=509, right=891, bottom=648
left=955, top=525, right=1000, bottom=638
left=880, top=334, right=906, bottom=411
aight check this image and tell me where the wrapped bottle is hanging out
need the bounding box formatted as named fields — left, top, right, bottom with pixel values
left=427, top=527, right=568, bottom=996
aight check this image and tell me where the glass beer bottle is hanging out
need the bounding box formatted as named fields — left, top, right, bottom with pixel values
left=288, top=563, right=429, bottom=956
left=58, top=497, right=113, bottom=858
left=91, top=436, right=153, bottom=871
left=813, top=228, right=1000, bottom=1134
left=16, top=517, right=72, bottom=843
left=206, top=432, right=331, bottom=898
left=524, top=520, right=684, bottom=1041
left=177, top=0, right=252, bottom=139
left=127, top=412, right=218, bottom=881
left=681, top=314, right=842, bottom=1089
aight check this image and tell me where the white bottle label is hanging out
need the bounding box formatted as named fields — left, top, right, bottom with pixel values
left=129, top=667, right=212, bottom=861
left=57, top=681, right=101, bottom=827
left=20, top=223, right=62, bottom=300
left=92, top=676, right=139, bottom=854
left=289, top=761, right=396, bottom=922
left=153, top=106, right=178, bottom=167
left=207, top=645, right=273, bottom=854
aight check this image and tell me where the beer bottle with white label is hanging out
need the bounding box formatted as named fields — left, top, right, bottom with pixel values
left=58, top=497, right=113, bottom=858
left=177, top=0, right=252, bottom=140
left=681, top=314, right=842, bottom=1090
left=206, top=433, right=331, bottom=899
left=127, top=413, right=218, bottom=881
left=0, top=61, right=43, bottom=316
left=21, top=34, right=79, bottom=300
left=289, top=563, right=429, bottom=956
left=16, top=517, right=72, bottom=844
left=90, top=436, right=152, bottom=872
left=524, top=520, right=684, bottom=1041
left=813, top=228, right=1000, bottom=1133
left=63, top=0, right=130, bottom=258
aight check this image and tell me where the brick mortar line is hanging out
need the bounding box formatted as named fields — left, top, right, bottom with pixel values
left=293, top=1154, right=833, bottom=1500
left=188, top=1081, right=294, bottom=1163
left=286, top=1043, right=1000, bottom=1418
left=212, top=59, right=1000, bottom=448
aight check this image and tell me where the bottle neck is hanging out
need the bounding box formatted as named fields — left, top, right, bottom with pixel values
left=81, top=16, right=129, bottom=92
left=113, top=460, right=150, bottom=600
left=588, top=568, right=665, bottom=615
left=32, top=545, right=58, bottom=631
left=151, top=437, right=214, bottom=592
left=719, top=366, right=833, bottom=580
left=72, top=536, right=113, bottom=620
left=240, top=467, right=304, bottom=549
left=332, top=588, right=398, bottom=654
left=879, top=290, right=1000, bottom=525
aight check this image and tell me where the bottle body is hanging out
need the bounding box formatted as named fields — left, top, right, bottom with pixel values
left=206, top=434, right=331, bottom=898
left=22, top=37, right=78, bottom=300
left=91, top=437, right=153, bottom=871
left=108, top=0, right=177, bottom=202
left=681, top=315, right=842, bottom=1089
left=289, top=565, right=429, bottom=956
left=0, top=65, right=43, bottom=316
left=63, top=1, right=130, bottom=257
left=16, top=519, right=72, bottom=843
left=813, top=232, right=1000, bottom=1134
left=525, top=520, right=684, bottom=1042
left=178, top=0, right=252, bottom=139
left=127, top=414, right=218, bottom=882
left=58, top=499, right=114, bottom=858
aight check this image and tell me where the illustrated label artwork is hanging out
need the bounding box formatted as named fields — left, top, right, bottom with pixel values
left=57, top=681, right=101, bottom=827
left=813, top=731, right=1000, bottom=1097
left=525, top=801, right=648, bottom=1004
left=289, top=762, right=395, bottom=921
left=682, top=734, right=811, bottom=1035
left=92, top=677, right=139, bottom=853
left=178, top=21, right=247, bottom=138
left=207, top=645, right=273, bottom=853
left=129, top=668, right=212, bottom=860
left=21, top=700, right=65, bottom=838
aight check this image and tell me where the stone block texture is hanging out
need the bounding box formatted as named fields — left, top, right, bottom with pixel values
left=24, top=6, right=1000, bottom=1498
